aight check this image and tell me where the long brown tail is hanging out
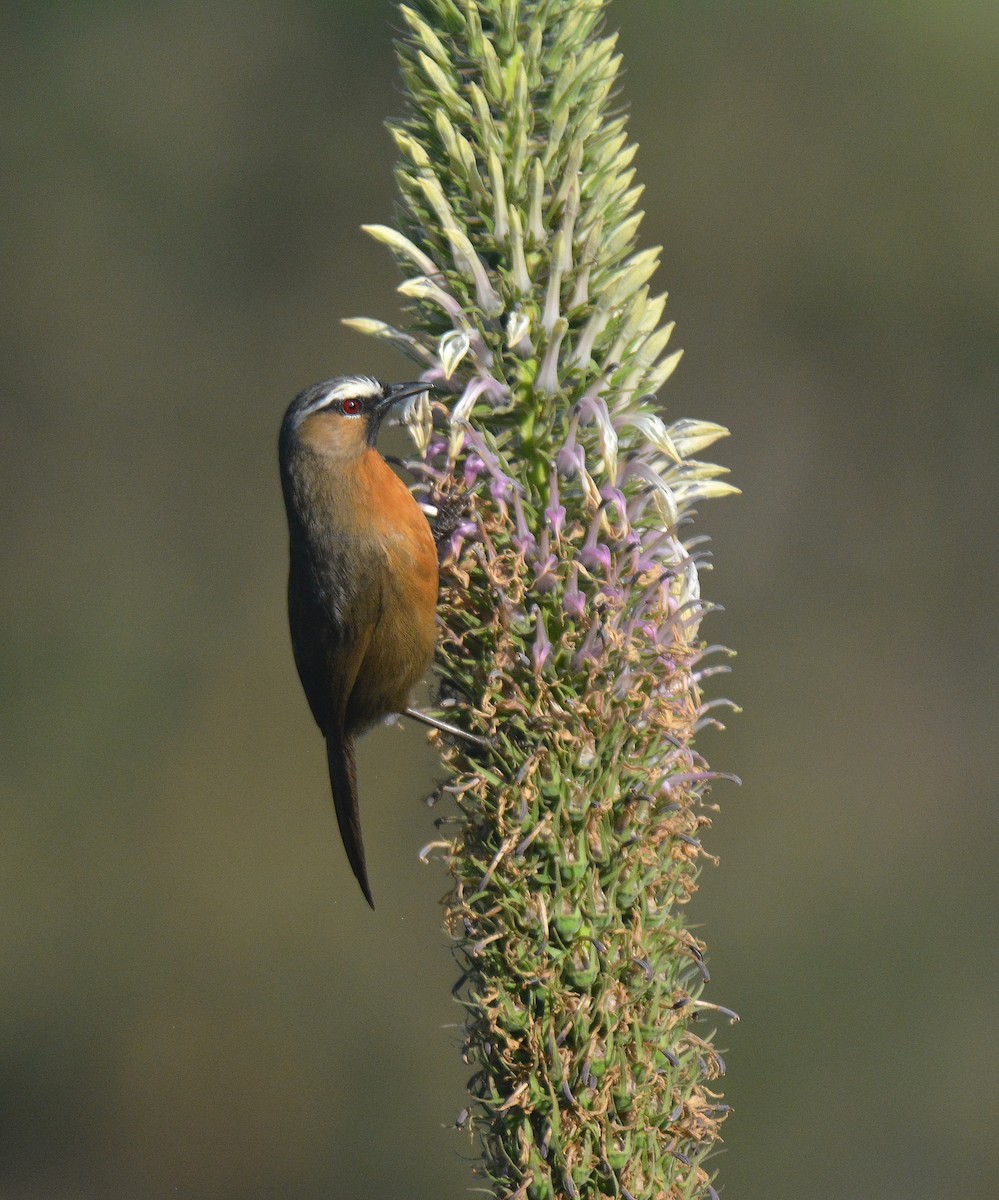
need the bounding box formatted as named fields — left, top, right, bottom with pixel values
left=325, top=729, right=374, bottom=908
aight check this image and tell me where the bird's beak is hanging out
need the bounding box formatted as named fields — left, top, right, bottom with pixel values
left=376, top=380, right=432, bottom=416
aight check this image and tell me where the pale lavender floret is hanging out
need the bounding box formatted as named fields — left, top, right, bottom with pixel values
left=545, top=504, right=567, bottom=539
left=489, top=476, right=514, bottom=508
left=453, top=374, right=510, bottom=428
left=579, top=540, right=612, bottom=575
left=421, top=365, right=449, bottom=387
left=563, top=563, right=586, bottom=619
left=618, top=597, right=665, bottom=646
left=575, top=390, right=618, bottom=475
left=579, top=507, right=612, bottom=574
left=626, top=486, right=658, bottom=526
left=446, top=518, right=478, bottom=562
left=463, top=453, right=486, bottom=487
left=468, top=330, right=494, bottom=369
left=462, top=427, right=521, bottom=497
left=572, top=616, right=606, bottom=669
left=629, top=550, right=667, bottom=578
left=633, top=530, right=675, bottom=572
left=544, top=469, right=566, bottom=539
left=564, top=595, right=586, bottom=622
left=617, top=457, right=680, bottom=528
left=417, top=437, right=450, bottom=484
left=556, top=441, right=586, bottom=478
left=633, top=567, right=674, bottom=611
left=619, top=533, right=646, bottom=579
left=599, top=485, right=629, bottom=524
left=639, top=620, right=664, bottom=645
left=531, top=606, right=553, bottom=672
left=479, top=372, right=511, bottom=403
left=511, top=489, right=538, bottom=556
left=408, top=436, right=448, bottom=486
left=576, top=377, right=613, bottom=414
left=532, top=528, right=559, bottom=592
left=532, top=553, right=560, bottom=592
left=654, top=598, right=715, bottom=645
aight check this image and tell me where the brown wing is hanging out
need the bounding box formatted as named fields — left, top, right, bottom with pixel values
left=286, top=538, right=381, bottom=733
left=287, top=545, right=381, bottom=906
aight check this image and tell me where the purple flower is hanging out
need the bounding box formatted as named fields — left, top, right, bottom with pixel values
left=579, top=541, right=612, bottom=574
left=463, top=453, right=486, bottom=487
left=446, top=518, right=478, bottom=562
left=531, top=606, right=553, bottom=673
left=544, top=469, right=566, bottom=540
left=557, top=441, right=586, bottom=478
left=572, top=616, right=605, bottom=670
left=532, top=528, right=559, bottom=592
left=563, top=564, right=586, bottom=619
left=532, top=554, right=560, bottom=592
left=599, top=486, right=629, bottom=526
left=511, top=489, right=537, bottom=557
left=579, top=506, right=613, bottom=575
left=489, top=475, right=513, bottom=513
left=461, top=428, right=521, bottom=509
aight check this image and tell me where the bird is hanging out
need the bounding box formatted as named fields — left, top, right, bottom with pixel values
left=278, top=375, right=439, bottom=907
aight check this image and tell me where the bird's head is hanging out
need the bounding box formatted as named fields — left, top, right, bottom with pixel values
left=280, top=376, right=430, bottom=462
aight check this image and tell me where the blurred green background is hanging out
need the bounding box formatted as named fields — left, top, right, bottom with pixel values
left=2, top=2, right=996, bottom=1197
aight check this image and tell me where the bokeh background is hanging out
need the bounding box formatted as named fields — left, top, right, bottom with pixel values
left=2, top=2, right=996, bottom=1197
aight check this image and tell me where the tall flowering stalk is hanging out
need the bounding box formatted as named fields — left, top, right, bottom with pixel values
left=348, top=3, right=738, bottom=1197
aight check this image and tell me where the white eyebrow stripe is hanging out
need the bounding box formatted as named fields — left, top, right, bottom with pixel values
left=321, top=376, right=381, bottom=404
left=301, top=376, right=382, bottom=418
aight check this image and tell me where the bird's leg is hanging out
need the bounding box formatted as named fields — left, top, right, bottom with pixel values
left=402, top=706, right=490, bottom=748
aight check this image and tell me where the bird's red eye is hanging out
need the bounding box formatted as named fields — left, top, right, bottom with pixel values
left=340, top=397, right=363, bottom=415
